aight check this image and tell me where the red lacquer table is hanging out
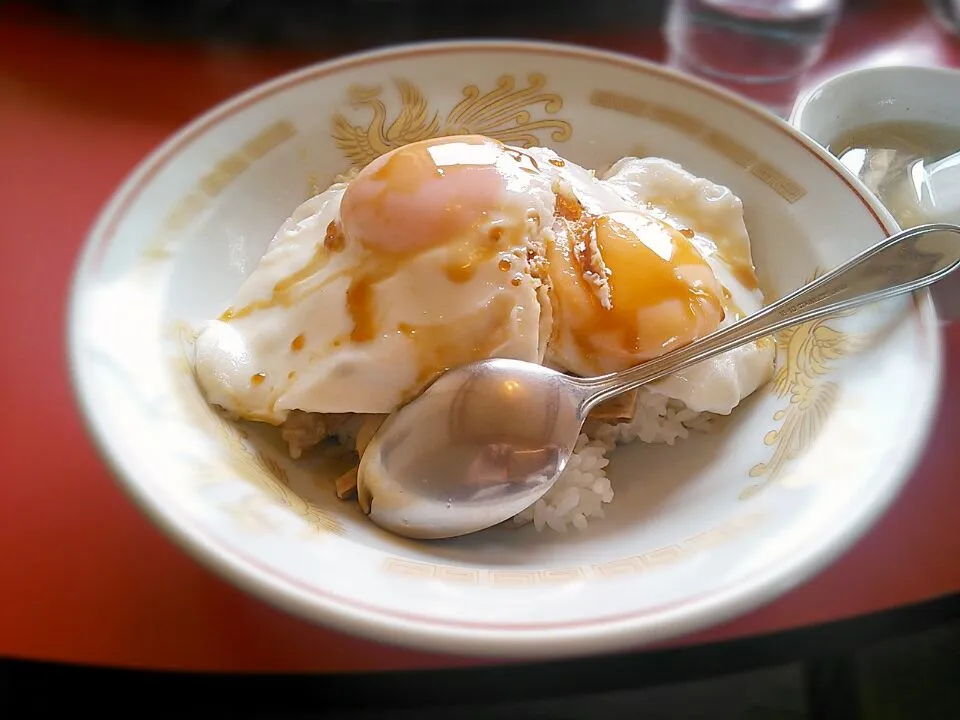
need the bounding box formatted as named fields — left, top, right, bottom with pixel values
left=1, top=0, right=958, bottom=673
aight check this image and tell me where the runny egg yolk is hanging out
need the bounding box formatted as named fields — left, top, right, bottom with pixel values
left=547, top=210, right=724, bottom=374
left=338, top=134, right=537, bottom=256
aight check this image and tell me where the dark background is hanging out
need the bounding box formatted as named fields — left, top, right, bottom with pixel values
left=2, top=594, right=959, bottom=717
left=22, top=0, right=875, bottom=48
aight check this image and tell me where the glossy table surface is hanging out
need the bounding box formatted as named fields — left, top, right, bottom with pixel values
left=1, top=0, right=959, bottom=672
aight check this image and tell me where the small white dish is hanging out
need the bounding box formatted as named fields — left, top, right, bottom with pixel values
left=68, top=40, right=941, bottom=659
left=791, top=63, right=960, bottom=319
left=790, top=64, right=960, bottom=151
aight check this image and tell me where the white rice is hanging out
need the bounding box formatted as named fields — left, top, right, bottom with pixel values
left=510, top=389, right=715, bottom=533
left=279, top=389, right=715, bottom=534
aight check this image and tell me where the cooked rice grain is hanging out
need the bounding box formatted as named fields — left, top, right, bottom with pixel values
left=510, top=389, right=714, bottom=533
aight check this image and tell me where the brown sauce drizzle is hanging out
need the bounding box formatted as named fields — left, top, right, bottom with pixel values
left=550, top=212, right=724, bottom=369
left=726, top=259, right=761, bottom=294
left=508, top=148, right=541, bottom=170
left=644, top=194, right=761, bottom=293
left=443, top=238, right=501, bottom=283
left=346, top=273, right=378, bottom=342
left=721, top=287, right=745, bottom=320
left=370, top=140, right=448, bottom=191
left=555, top=191, right=584, bottom=222
left=441, top=218, right=520, bottom=284
left=400, top=294, right=517, bottom=389
left=324, top=220, right=345, bottom=252
left=219, top=242, right=338, bottom=322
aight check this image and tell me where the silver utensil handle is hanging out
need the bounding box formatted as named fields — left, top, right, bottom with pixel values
left=582, top=222, right=960, bottom=409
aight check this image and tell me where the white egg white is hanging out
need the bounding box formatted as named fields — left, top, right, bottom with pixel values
left=194, top=168, right=556, bottom=420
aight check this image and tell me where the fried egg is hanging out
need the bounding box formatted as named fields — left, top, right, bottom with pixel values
left=194, top=135, right=555, bottom=420
left=194, top=135, right=774, bottom=426
left=499, top=145, right=774, bottom=415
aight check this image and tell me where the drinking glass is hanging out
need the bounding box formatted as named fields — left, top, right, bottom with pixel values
left=664, top=0, right=843, bottom=115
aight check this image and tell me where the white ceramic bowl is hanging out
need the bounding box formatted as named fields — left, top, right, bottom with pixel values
left=68, top=40, right=942, bottom=659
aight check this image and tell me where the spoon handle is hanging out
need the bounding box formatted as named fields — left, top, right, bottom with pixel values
left=582, top=222, right=960, bottom=409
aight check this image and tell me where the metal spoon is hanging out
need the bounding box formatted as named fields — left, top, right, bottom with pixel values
left=357, top=222, right=960, bottom=540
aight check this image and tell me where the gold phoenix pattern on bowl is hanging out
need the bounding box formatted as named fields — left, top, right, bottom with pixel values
left=331, top=74, right=573, bottom=167
left=743, top=303, right=868, bottom=498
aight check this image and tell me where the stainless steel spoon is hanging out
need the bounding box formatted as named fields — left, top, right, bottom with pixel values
left=357, top=222, right=960, bottom=540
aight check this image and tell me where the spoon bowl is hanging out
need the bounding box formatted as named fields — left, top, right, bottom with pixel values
left=358, top=359, right=585, bottom=539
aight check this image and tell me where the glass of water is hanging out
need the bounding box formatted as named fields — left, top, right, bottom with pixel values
left=664, top=0, right=843, bottom=115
